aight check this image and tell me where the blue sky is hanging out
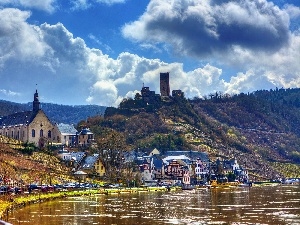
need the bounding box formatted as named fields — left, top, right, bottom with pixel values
left=0, top=0, right=299, bottom=106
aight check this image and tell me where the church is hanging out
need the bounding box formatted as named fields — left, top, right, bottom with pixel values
left=0, top=90, right=59, bottom=148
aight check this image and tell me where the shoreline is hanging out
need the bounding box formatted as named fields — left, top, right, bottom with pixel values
left=1, top=183, right=286, bottom=223
left=0, top=186, right=176, bottom=221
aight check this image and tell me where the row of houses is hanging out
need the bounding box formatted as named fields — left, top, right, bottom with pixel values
left=135, top=149, right=249, bottom=185
left=0, top=90, right=94, bottom=148
left=61, top=148, right=248, bottom=185
left=58, top=149, right=106, bottom=180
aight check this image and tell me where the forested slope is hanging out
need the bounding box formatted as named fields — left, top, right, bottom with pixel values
left=0, top=100, right=106, bottom=124
left=81, top=88, right=300, bottom=179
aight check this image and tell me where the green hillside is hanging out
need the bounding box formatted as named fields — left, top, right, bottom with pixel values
left=2, top=88, right=300, bottom=180
left=81, top=88, right=300, bottom=180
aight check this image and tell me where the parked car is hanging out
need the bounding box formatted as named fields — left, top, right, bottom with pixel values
left=0, top=186, right=8, bottom=194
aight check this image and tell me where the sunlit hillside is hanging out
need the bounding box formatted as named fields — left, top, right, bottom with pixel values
left=81, top=88, right=300, bottom=179
left=0, top=136, right=72, bottom=185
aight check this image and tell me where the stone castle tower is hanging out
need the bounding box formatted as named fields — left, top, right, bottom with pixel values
left=160, top=72, right=170, bottom=97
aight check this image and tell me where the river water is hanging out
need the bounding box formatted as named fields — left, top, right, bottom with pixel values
left=6, top=185, right=300, bottom=225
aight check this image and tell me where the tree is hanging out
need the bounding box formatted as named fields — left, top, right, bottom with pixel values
left=227, top=172, right=236, bottom=182
left=97, top=130, right=128, bottom=182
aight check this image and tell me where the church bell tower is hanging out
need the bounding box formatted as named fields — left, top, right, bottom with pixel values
left=33, top=89, right=40, bottom=112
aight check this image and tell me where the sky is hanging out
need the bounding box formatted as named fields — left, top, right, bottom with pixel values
left=0, top=0, right=299, bottom=107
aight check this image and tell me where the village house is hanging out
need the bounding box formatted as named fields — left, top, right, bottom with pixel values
left=77, top=128, right=94, bottom=147
left=135, top=149, right=210, bottom=186
left=215, top=158, right=249, bottom=182
left=69, top=152, right=86, bottom=169
left=81, top=154, right=106, bottom=177
left=55, top=123, right=77, bottom=147
left=139, top=157, right=154, bottom=183
left=151, top=156, right=164, bottom=180
left=57, top=147, right=72, bottom=161
left=74, top=170, right=88, bottom=182
left=195, top=158, right=209, bottom=183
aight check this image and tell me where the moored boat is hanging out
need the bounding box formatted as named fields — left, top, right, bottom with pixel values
left=210, top=180, right=240, bottom=188
left=182, top=185, right=195, bottom=190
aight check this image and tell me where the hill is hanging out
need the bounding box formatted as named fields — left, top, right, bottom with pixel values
left=0, top=135, right=72, bottom=185
left=81, top=88, right=300, bottom=180
left=0, top=100, right=106, bottom=124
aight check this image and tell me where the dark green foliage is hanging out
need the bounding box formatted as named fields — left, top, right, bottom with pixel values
left=194, top=88, right=300, bottom=136
left=149, top=134, right=187, bottom=153
left=21, top=142, right=36, bottom=155
left=227, top=172, right=236, bottom=182
left=96, top=88, right=300, bottom=168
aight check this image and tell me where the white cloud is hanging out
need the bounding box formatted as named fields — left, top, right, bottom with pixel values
left=122, top=0, right=300, bottom=98
left=0, top=89, right=20, bottom=97
left=95, top=0, right=126, bottom=4
left=88, top=34, right=113, bottom=53
left=70, top=0, right=126, bottom=10
left=283, top=4, right=300, bottom=19
left=70, top=0, right=91, bottom=10
left=0, top=8, right=51, bottom=68
left=0, top=0, right=56, bottom=13
left=87, top=80, right=118, bottom=106
left=40, top=22, right=89, bottom=68
left=122, top=0, right=291, bottom=57
left=0, top=6, right=300, bottom=107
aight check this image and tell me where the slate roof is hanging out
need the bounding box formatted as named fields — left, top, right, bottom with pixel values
left=123, top=150, right=147, bottom=163
left=0, top=111, right=37, bottom=127
left=70, top=152, right=86, bottom=163
left=74, top=170, right=87, bottom=175
left=163, top=151, right=209, bottom=162
left=163, top=155, right=192, bottom=165
left=152, top=158, right=164, bottom=170
left=56, top=123, right=77, bottom=135
left=58, top=149, right=70, bottom=154
left=78, top=128, right=93, bottom=135
left=81, top=154, right=99, bottom=170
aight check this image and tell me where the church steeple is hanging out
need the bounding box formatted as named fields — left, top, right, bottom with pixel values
left=33, top=89, right=40, bottom=112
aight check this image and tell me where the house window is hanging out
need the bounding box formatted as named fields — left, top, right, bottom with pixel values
left=11, top=131, right=14, bottom=138
left=40, top=129, right=43, bottom=137
left=32, top=129, right=35, bottom=137
left=48, top=130, right=51, bottom=138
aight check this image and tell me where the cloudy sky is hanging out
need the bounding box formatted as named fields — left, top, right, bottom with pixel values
left=0, top=0, right=299, bottom=106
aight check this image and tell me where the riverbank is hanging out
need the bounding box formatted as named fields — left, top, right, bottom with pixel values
left=0, top=186, right=179, bottom=220
left=0, top=190, right=95, bottom=220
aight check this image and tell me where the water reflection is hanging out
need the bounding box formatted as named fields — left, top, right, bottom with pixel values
left=7, top=185, right=300, bottom=225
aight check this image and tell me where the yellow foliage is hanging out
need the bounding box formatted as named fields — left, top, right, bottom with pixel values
left=271, top=162, right=300, bottom=178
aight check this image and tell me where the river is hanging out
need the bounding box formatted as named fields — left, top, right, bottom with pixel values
left=6, top=185, right=300, bottom=225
